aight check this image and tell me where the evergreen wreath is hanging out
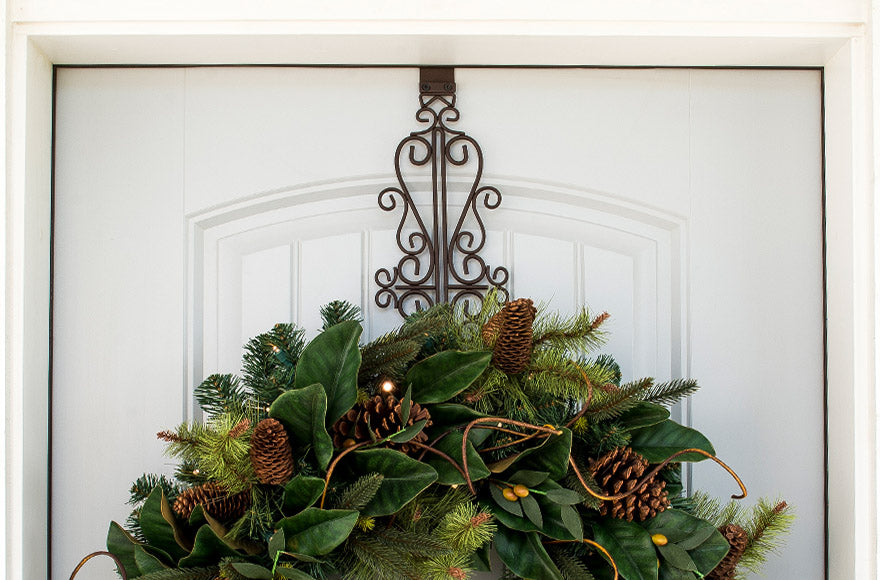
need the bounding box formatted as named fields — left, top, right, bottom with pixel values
left=76, top=294, right=793, bottom=580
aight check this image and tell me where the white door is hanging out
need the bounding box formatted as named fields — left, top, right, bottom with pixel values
left=53, top=67, right=823, bottom=579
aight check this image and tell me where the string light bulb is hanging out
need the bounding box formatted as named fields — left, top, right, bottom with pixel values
left=381, top=380, right=395, bottom=393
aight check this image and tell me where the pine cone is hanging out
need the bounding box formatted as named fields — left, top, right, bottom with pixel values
left=706, top=524, right=749, bottom=580
left=249, top=418, right=295, bottom=485
left=172, top=482, right=251, bottom=521
left=589, top=447, right=670, bottom=522
left=331, top=394, right=432, bottom=455
left=484, top=298, right=536, bottom=374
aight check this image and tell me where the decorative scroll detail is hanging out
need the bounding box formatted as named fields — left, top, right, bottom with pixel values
left=375, top=71, right=509, bottom=317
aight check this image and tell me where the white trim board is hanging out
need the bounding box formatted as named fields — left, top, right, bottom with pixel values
left=6, top=21, right=875, bottom=580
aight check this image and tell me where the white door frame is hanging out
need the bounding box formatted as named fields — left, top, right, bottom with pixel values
left=5, top=15, right=874, bottom=580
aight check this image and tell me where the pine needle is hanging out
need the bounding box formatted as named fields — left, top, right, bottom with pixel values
left=531, top=307, right=609, bottom=355
left=639, top=378, right=700, bottom=406
left=321, top=300, right=363, bottom=330
left=739, top=499, right=795, bottom=575
left=241, top=323, right=305, bottom=405
left=194, top=374, right=247, bottom=418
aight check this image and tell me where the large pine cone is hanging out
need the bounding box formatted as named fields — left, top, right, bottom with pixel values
left=706, top=524, right=749, bottom=580
left=483, top=298, right=537, bottom=374
left=249, top=418, right=295, bottom=485
left=172, top=482, right=251, bottom=521
left=331, top=394, right=432, bottom=455
left=589, top=447, right=670, bottom=522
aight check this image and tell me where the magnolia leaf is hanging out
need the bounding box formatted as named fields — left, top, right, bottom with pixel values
left=106, top=521, right=145, bottom=578
left=349, top=448, right=437, bottom=516
left=139, top=489, right=190, bottom=562
left=495, top=527, right=564, bottom=580
left=270, top=384, right=333, bottom=469
left=293, top=320, right=362, bottom=424
left=521, top=493, right=544, bottom=528
left=178, top=524, right=240, bottom=567
left=490, top=484, right=523, bottom=517
left=629, top=420, right=714, bottom=463
left=423, top=430, right=490, bottom=485
left=230, top=563, right=274, bottom=579
left=400, top=384, right=413, bottom=425
left=492, top=428, right=572, bottom=480
left=592, top=518, right=659, bottom=580
left=406, top=350, right=491, bottom=404
left=427, top=403, right=488, bottom=427
left=617, top=402, right=671, bottom=431
left=277, top=508, right=359, bottom=556
left=659, top=564, right=697, bottom=580
left=642, top=509, right=719, bottom=550
left=282, top=475, right=326, bottom=515
left=685, top=529, right=729, bottom=575
left=559, top=504, right=583, bottom=540
left=133, top=546, right=167, bottom=573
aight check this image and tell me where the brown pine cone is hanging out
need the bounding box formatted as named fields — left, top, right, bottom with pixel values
left=172, top=482, right=251, bottom=521
left=484, top=298, right=536, bottom=374
left=331, top=394, right=432, bottom=455
left=589, top=447, right=670, bottom=522
left=706, top=524, right=749, bottom=580
left=249, top=418, right=295, bottom=485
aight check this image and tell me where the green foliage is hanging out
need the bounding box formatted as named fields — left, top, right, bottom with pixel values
left=531, top=306, right=608, bottom=354
left=333, top=473, right=385, bottom=511
left=129, top=473, right=183, bottom=506
left=321, top=300, right=363, bottom=330
left=640, top=378, right=700, bottom=407
left=161, top=413, right=255, bottom=493
left=738, top=499, right=795, bottom=576
left=227, top=486, right=283, bottom=543
left=195, top=374, right=247, bottom=418
left=242, top=323, right=306, bottom=406
left=434, top=502, right=496, bottom=554
left=136, top=568, right=220, bottom=580
left=547, top=545, right=596, bottom=580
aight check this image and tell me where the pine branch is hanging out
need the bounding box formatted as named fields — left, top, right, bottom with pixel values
left=136, top=568, right=220, bottom=580
left=583, top=378, right=653, bottom=421
left=128, top=473, right=182, bottom=506
left=227, top=486, right=284, bottom=543
left=359, top=333, right=421, bottom=389
left=434, top=503, right=495, bottom=554
left=194, top=374, right=247, bottom=418
left=548, top=546, right=597, bottom=580
left=345, top=533, right=424, bottom=580
left=321, top=300, right=363, bottom=330
left=639, top=378, right=700, bottom=406
left=532, top=307, right=609, bottom=355
left=527, top=351, right=617, bottom=402
left=241, top=323, right=305, bottom=405
left=739, top=499, right=795, bottom=574
left=420, top=552, right=473, bottom=580
left=334, top=473, right=385, bottom=511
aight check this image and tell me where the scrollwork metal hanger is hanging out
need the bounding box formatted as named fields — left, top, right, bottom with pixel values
left=375, top=67, right=509, bottom=318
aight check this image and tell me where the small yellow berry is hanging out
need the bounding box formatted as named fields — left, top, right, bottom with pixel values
left=651, top=533, right=668, bottom=546
left=502, top=487, right=518, bottom=501
left=342, top=438, right=357, bottom=448
left=513, top=484, right=530, bottom=498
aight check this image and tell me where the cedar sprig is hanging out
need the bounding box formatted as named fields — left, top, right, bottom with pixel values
left=194, top=374, right=247, bottom=418
left=241, top=323, right=305, bottom=406
left=547, top=545, right=597, bottom=580
left=531, top=307, right=609, bottom=354
left=321, top=300, right=363, bottom=330
left=333, top=473, right=385, bottom=511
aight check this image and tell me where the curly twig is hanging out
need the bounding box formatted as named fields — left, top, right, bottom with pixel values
left=69, top=551, right=127, bottom=580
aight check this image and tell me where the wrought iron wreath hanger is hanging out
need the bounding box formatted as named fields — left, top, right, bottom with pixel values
left=375, top=67, right=509, bottom=318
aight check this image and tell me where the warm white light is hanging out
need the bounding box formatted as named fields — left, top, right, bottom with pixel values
left=381, top=380, right=395, bottom=393
left=271, top=346, right=280, bottom=353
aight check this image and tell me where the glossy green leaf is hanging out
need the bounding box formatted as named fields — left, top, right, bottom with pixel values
left=508, top=470, right=550, bottom=487
left=133, top=546, right=167, bottom=574
left=481, top=480, right=579, bottom=541
left=268, top=529, right=286, bottom=559
left=282, top=475, right=327, bottom=515
left=139, top=489, right=190, bottom=563
left=495, top=527, right=564, bottom=580
left=349, top=448, right=437, bottom=516
left=629, top=420, right=715, bottom=463
left=514, top=428, right=573, bottom=480
left=293, top=320, right=362, bottom=424
left=521, top=493, right=544, bottom=528
left=178, top=524, right=240, bottom=567
left=545, top=488, right=584, bottom=505
left=106, top=521, right=144, bottom=578
left=423, top=430, right=490, bottom=485
left=230, top=562, right=274, bottom=579
left=427, top=403, right=488, bottom=427
left=642, top=509, right=719, bottom=551
left=489, top=482, right=523, bottom=517
left=559, top=505, right=583, bottom=540
left=657, top=543, right=697, bottom=571
left=659, top=564, right=697, bottom=580
left=471, top=543, right=492, bottom=572
left=277, top=508, right=359, bottom=556
left=270, top=384, right=333, bottom=469
left=686, top=529, right=730, bottom=575
left=387, top=419, right=428, bottom=444
left=617, top=402, right=671, bottom=431
left=406, top=350, right=491, bottom=404
left=400, top=384, right=413, bottom=425
left=592, top=518, right=659, bottom=580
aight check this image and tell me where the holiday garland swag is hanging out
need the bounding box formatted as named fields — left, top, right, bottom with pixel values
left=83, top=295, right=793, bottom=580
